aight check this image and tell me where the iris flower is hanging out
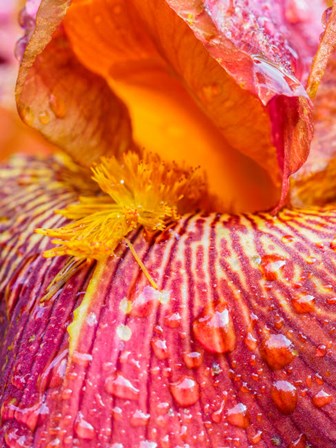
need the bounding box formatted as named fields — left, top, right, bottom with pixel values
left=1, top=1, right=336, bottom=447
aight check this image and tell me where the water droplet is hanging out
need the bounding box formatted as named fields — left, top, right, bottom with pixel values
left=271, top=380, right=297, bottom=414
left=157, top=401, right=170, bottom=415
left=211, top=399, right=225, bottom=423
left=139, top=441, right=157, bottom=448
left=170, top=376, right=200, bottom=407
left=183, top=351, right=203, bottom=369
left=316, top=344, right=327, bottom=357
left=15, top=36, right=29, bottom=62
left=131, top=286, right=166, bottom=317
left=105, top=373, right=139, bottom=400
left=281, top=235, right=294, bottom=243
left=75, top=414, right=95, bottom=440
left=119, top=297, right=132, bottom=314
left=151, top=338, right=169, bottom=360
left=21, top=106, right=35, bottom=126
left=250, top=430, right=263, bottom=445
left=164, top=312, right=181, bottom=328
left=291, top=294, right=315, bottom=314
left=288, top=434, right=308, bottom=448
left=260, top=255, right=286, bottom=281
left=322, top=7, right=332, bottom=29
left=130, top=409, right=150, bottom=427
left=312, top=389, right=333, bottom=408
left=49, top=94, right=67, bottom=118
left=86, top=312, right=98, bottom=326
left=116, top=324, right=132, bottom=341
left=72, top=352, right=93, bottom=366
left=47, top=439, right=61, bottom=447
left=112, top=406, right=123, bottom=420
left=193, top=303, right=236, bottom=353
left=244, top=332, right=257, bottom=351
left=227, top=403, right=250, bottom=428
left=262, top=334, right=296, bottom=370
left=201, top=83, right=221, bottom=101
left=38, top=111, right=50, bottom=125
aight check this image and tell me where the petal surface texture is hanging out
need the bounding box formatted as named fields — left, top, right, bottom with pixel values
left=1, top=156, right=336, bottom=447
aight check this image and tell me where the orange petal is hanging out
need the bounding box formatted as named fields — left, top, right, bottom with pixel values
left=2, top=155, right=336, bottom=447
left=291, top=4, right=336, bottom=207
left=16, top=1, right=133, bottom=166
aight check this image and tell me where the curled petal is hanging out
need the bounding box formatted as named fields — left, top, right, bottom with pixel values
left=1, top=156, right=336, bottom=447
left=291, top=4, right=336, bottom=207
left=17, top=1, right=332, bottom=211
left=16, top=0, right=133, bottom=166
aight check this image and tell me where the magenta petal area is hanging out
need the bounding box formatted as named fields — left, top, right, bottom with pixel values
left=1, top=155, right=336, bottom=447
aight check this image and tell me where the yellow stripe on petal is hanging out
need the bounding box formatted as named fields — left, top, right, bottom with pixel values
left=67, top=260, right=106, bottom=356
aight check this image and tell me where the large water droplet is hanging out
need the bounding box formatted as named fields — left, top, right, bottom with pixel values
left=151, top=337, right=169, bottom=360
left=260, top=255, right=286, bottom=281
left=49, top=94, right=67, bottom=118
left=105, top=373, right=139, bottom=400
left=131, top=286, right=169, bottom=317
left=183, top=350, right=203, bottom=369
left=38, top=111, right=50, bottom=125
left=75, top=413, right=95, bottom=440
left=244, top=332, right=257, bottom=351
left=288, top=433, right=308, bottom=448
left=193, top=303, right=235, bottom=353
left=116, top=324, right=132, bottom=341
left=271, top=380, right=297, bottom=414
left=312, top=390, right=333, bottom=408
left=262, top=333, right=296, bottom=370
left=170, top=376, right=200, bottom=407
left=164, top=312, right=181, bottom=328
left=130, top=409, right=150, bottom=427
left=227, top=403, right=250, bottom=428
left=291, top=294, right=315, bottom=314
left=250, top=430, right=263, bottom=445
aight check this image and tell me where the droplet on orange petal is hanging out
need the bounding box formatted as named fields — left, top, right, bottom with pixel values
left=227, top=403, right=250, bottom=429
left=271, top=380, right=298, bottom=414
left=312, top=390, right=333, bottom=408
left=193, top=303, right=236, bottom=354
left=262, top=334, right=296, bottom=370
left=291, top=294, right=315, bottom=314
left=169, top=376, right=200, bottom=407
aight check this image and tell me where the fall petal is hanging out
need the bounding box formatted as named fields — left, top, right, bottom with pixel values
left=16, top=0, right=133, bottom=166
left=1, top=156, right=336, bottom=447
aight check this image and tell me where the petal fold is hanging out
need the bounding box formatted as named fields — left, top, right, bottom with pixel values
left=16, top=0, right=133, bottom=166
